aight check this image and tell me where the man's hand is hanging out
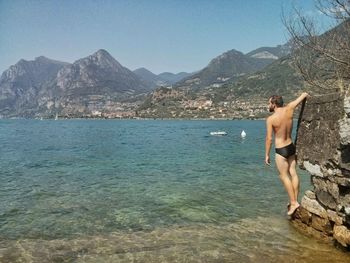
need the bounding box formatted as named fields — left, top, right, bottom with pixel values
left=302, top=92, right=310, bottom=99
left=288, top=92, right=310, bottom=109
left=265, top=155, right=271, bottom=166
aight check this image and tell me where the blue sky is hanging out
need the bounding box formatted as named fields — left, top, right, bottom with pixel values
left=0, top=0, right=327, bottom=74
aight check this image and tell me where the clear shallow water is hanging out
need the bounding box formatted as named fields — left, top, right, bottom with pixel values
left=0, top=119, right=349, bottom=262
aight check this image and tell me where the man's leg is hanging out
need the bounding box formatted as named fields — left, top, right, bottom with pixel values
left=288, top=155, right=299, bottom=202
left=275, top=154, right=299, bottom=214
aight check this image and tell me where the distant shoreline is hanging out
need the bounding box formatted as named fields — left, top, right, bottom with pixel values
left=1, top=117, right=268, bottom=121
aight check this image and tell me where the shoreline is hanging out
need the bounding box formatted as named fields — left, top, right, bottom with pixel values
left=1, top=216, right=349, bottom=262
left=1, top=117, right=268, bottom=121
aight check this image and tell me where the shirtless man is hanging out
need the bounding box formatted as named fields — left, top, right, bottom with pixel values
left=265, top=92, right=309, bottom=216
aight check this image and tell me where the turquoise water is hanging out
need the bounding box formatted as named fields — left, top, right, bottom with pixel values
left=0, top=120, right=349, bottom=262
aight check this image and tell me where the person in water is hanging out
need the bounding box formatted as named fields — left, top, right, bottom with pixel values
left=265, top=92, right=309, bottom=216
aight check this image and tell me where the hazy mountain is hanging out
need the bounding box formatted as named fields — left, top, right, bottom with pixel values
left=174, top=49, right=280, bottom=89
left=37, top=49, right=149, bottom=117
left=0, top=40, right=299, bottom=118
left=0, top=49, right=150, bottom=117
left=133, top=67, right=169, bottom=89
left=54, top=49, right=148, bottom=95
left=133, top=67, right=159, bottom=85
left=0, top=56, right=68, bottom=117
left=136, top=40, right=301, bottom=119
left=137, top=55, right=303, bottom=119
left=220, top=56, right=303, bottom=100
left=133, top=68, right=193, bottom=89
left=158, top=72, right=192, bottom=84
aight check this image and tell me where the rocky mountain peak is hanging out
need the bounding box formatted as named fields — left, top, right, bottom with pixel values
left=85, top=49, right=123, bottom=69
left=54, top=49, right=149, bottom=97
left=210, top=49, right=244, bottom=64
left=1, top=56, right=67, bottom=84
left=35, top=56, right=51, bottom=62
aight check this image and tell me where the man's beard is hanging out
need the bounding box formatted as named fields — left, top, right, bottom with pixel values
left=269, top=106, right=274, bottom=112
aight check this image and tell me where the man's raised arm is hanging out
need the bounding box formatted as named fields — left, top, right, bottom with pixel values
left=287, top=92, right=309, bottom=109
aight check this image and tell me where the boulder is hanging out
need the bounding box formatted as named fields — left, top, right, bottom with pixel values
left=301, top=196, right=328, bottom=218
left=315, top=190, right=337, bottom=210
left=311, top=215, right=333, bottom=235
left=327, top=209, right=343, bottom=226
left=334, top=225, right=350, bottom=247
left=294, top=206, right=312, bottom=225
left=305, top=190, right=316, bottom=200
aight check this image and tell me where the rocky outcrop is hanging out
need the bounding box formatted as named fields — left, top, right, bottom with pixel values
left=292, top=91, right=350, bottom=250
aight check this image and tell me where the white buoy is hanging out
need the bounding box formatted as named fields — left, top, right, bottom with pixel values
left=241, top=130, right=246, bottom=138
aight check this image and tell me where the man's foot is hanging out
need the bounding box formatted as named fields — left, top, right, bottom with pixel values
left=287, top=202, right=300, bottom=216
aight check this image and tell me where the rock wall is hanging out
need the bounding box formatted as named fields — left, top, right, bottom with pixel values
left=293, top=91, right=350, bottom=249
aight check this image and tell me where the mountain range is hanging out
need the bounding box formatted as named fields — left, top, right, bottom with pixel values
left=174, top=42, right=292, bottom=89
left=137, top=18, right=346, bottom=119
left=136, top=41, right=300, bottom=119
left=0, top=49, right=191, bottom=118
left=0, top=41, right=294, bottom=118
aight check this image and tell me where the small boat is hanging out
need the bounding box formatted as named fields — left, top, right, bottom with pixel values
left=241, top=130, right=246, bottom=138
left=210, top=131, right=227, bottom=136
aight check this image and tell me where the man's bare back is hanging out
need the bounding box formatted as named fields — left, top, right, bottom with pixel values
left=265, top=92, right=309, bottom=162
left=265, top=92, right=309, bottom=216
left=268, top=106, right=294, bottom=148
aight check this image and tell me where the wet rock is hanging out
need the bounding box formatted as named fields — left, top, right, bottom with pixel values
left=294, top=206, right=312, bottom=225
left=334, top=225, right=350, bottom=247
left=311, top=215, right=333, bottom=235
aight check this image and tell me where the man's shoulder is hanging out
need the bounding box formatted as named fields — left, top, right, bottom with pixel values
left=266, top=115, right=274, bottom=124
left=284, top=104, right=295, bottom=114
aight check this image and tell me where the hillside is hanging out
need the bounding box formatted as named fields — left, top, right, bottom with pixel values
left=137, top=56, right=303, bottom=119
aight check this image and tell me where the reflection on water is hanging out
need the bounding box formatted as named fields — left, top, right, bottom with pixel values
left=1, top=217, right=349, bottom=262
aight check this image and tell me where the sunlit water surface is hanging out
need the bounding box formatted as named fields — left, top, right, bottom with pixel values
left=0, top=120, right=349, bottom=262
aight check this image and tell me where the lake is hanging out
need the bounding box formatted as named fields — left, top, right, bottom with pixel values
left=0, top=120, right=349, bottom=262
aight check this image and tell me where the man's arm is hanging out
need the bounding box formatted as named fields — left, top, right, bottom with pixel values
left=265, top=117, right=273, bottom=165
left=287, top=92, right=309, bottom=109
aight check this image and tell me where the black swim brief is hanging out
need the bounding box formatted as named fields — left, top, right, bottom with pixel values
left=275, top=143, right=296, bottom=159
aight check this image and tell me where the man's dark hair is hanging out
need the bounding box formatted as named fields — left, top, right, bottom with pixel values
left=270, top=95, right=284, bottom=107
